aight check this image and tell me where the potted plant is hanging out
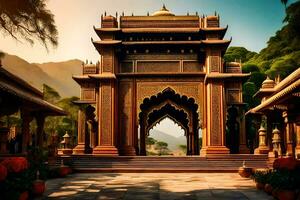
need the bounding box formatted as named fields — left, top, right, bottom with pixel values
left=32, top=170, right=45, bottom=196
left=0, top=164, right=7, bottom=182
left=251, top=170, right=269, bottom=190
left=59, top=160, right=72, bottom=177
left=238, top=161, right=253, bottom=178
left=270, top=170, right=297, bottom=200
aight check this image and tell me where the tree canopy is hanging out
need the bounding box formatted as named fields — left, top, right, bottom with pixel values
left=0, top=0, right=58, bottom=49
left=246, top=0, right=300, bottom=79
left=224, top=47, right=257, bottom=63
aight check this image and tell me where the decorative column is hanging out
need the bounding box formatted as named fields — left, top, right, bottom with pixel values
left=238, top=108, right=250, bottom=153
left=0, top=127, right=9, bottom=154
left=200, top=48, right=229, bottom=156
left=201, top=81, right=230, bottom=155
left=91, top=14, right=119, bottom=155
left=139, top=118, right=146, bottom=156
left=282, top=111, right=294, bottom=157
left=295, top=124, right=300, bottom=158
left=119, top=81, right=136, bottom=155
left=21, top=109, right=32, bottom=154
left=254, top=125, right=269, bottom=154
left=73, top=109, right=86, bottom=154
left=35, top=114, right=45, bottom=149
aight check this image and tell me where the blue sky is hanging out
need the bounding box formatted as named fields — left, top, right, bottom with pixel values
left=0, top=0, right=291, bottom=63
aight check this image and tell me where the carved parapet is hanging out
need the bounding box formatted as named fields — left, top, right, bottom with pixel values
left=83, top=63, right=99, bottom=75
left=205, top=15, right=219, bottom=28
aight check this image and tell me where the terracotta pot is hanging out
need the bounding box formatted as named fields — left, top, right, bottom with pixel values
left=32, top=180, right=46, bottom=196
left=264, top=184, right=273, bottom=195
left=19, top=191, right=29, bottom=200
left=277, top=190, right=296, bottom=200
left=238, top=167, right=253, bottom=178
left=256, top=182, right=265, bottom=190
left=59, top=166, right=70, bottom=177
left=0, top=164, right=7, bottom=182
left=272, top=189, right=278, bottom=199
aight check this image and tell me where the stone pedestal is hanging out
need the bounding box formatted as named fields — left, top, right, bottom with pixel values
left=120, top=145, right=136, bottom=156
left=93, top=146, right=119, bottom=155
left=200, top=146, right=230, bottom=156
left=254, top=126, right=269, bottom=155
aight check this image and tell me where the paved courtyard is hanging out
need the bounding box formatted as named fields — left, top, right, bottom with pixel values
left=37, top=173, right=273, bottom=200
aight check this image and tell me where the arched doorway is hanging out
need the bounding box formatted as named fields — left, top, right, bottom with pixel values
left=138, top=88, right=200, bottom=156
left=147, top=116, right=186, bottom=156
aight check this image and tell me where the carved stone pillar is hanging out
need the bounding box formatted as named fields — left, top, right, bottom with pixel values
left=93, top=80, right=119, bottom=155
left=36, top=114, right=45, bottom=148
left=119, top=81, right=136, bottom=156
left=254, top=125, right=269, bottom=154
left=73, top=109, right=86, bottom=154
left=201, top=81, right=230, bottom=156
left=282, top=111, right=294, bottom=157
left=21, top=109, right=32, bottom=154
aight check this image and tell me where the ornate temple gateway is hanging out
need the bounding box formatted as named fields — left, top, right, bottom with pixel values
left=72, top=6, right=250, bottom=156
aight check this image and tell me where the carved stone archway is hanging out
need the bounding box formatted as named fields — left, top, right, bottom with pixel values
left=139, top=88, right=200, bottom=155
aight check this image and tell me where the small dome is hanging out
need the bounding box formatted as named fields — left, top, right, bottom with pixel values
left=262, top=76, right=275, bottom=89
left=152, top=5, right=175, bottom=16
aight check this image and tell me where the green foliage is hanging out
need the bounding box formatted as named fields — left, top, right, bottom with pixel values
left=224, top=47, right=257, bottom=63
left=246, top=1, right=300, bottom=79
left=247, top=72, right=266, bottom=89
left=242, top=82, right=260, bottom=109
left=155, top=141, right=170, bottom=155
left=252, top=168, right=300, bottom=190
left=0, top=0, right=58, bottom=49
left=43, top=84, right=61, bottom=104
left=242, top=64, right=260, bottom=73
left=251, top=170, right=271, bottom=185
left=42, top=85, right=81, bottom=145
left=178, top=144, right=187, bottom=153
left=146, top=137, right=156, bottom=146
left=266, top=57, right=298, bottom=78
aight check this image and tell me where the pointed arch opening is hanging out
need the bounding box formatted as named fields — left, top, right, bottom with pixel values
left=138, top=87, right=200, bottom=156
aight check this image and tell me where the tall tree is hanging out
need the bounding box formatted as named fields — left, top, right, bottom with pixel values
left=0, top=0, right=58, bottom=49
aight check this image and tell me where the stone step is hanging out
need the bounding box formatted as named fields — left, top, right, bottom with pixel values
left=53, top=154, right=269, bottom=172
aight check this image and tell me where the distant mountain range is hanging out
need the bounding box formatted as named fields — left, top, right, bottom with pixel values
left=150, top=129, right=186, bottom=151
left=1, top=53, right=82, bottom=97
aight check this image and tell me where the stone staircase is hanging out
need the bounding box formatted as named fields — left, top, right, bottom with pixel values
left=53, top=154, right=269, bottom=173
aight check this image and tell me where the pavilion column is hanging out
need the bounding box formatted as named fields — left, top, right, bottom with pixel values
left=186, top=132, right=190, bottom=155
left=36, top=114, right=45, bottom=149
left=21, top=109, right=32, bottom=154
left=295, top=123, right=300, bottom=158
left=194, top=128, right=200, bottom=155
left=238, top=108, right=249, bottom=153
left=0, top=127, right=9, bottom=154
left=139, top=120, right=146, bottom=156
left=73, top=109, right=86, bottom=154
left=190, top=132, right=194, bottom=155
left=282, top=111, right=295, bottom=157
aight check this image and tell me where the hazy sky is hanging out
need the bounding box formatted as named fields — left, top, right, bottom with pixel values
left=0, top=0, right=291, bottom=63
